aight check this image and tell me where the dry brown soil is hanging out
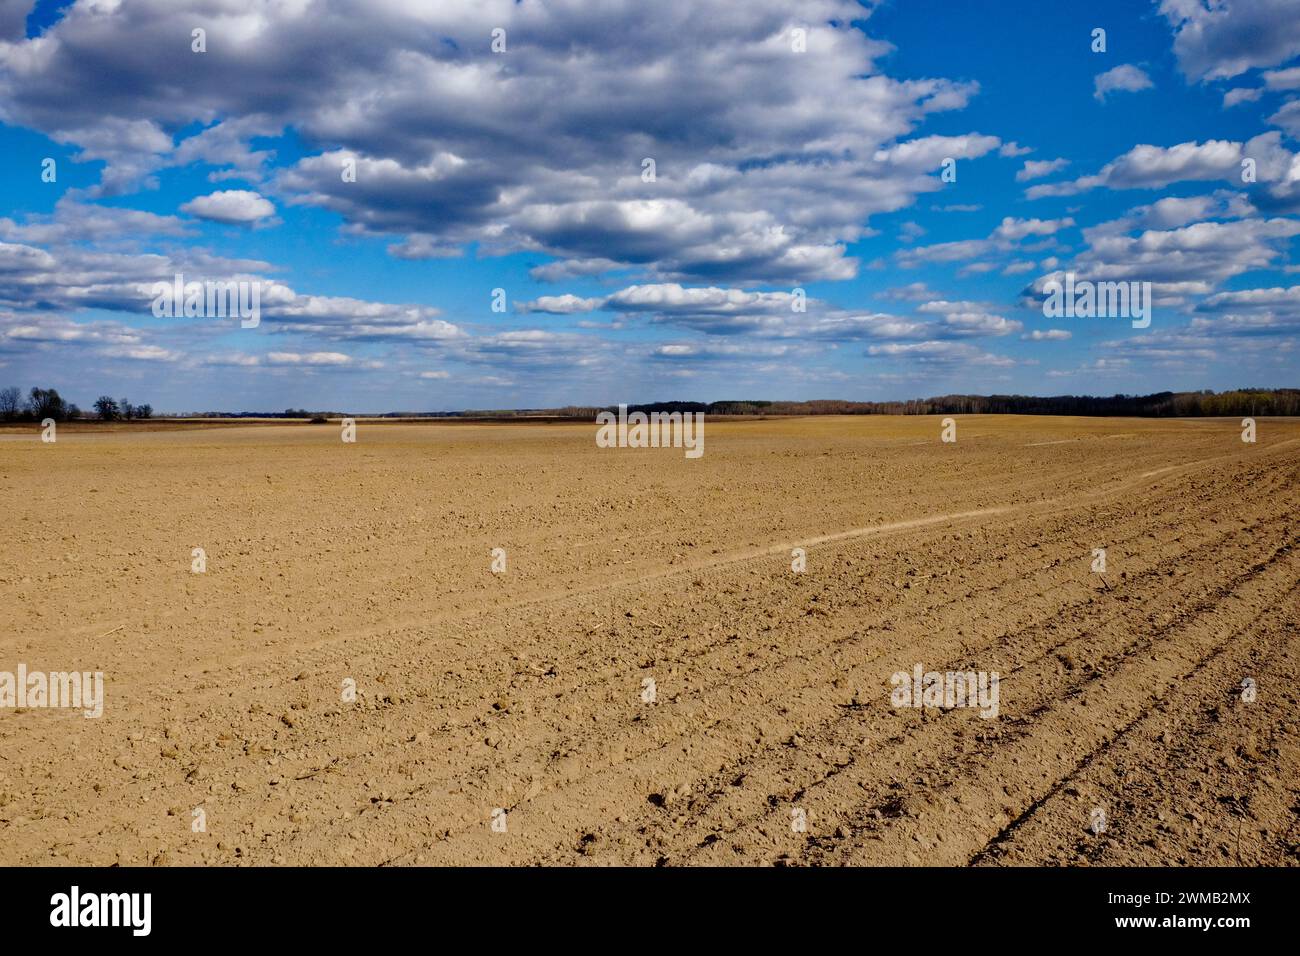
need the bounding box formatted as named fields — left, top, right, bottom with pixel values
left=1, top=415, right=1297, bottom=866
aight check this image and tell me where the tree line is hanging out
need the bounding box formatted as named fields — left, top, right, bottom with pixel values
left=3, top=387, right=1296, bottom=422
left=0, top=387, right=151, bottom=422
left=554, top=389, right=1300, bottom=419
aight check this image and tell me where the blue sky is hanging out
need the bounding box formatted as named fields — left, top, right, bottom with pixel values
left=1, top=0, right=1298, bottom=412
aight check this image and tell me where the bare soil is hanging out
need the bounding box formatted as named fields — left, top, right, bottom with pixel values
left=1, top=415, right=1297, bottom=866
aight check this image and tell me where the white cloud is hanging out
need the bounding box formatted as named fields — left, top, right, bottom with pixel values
left=993, top=216, right=1075, bottom=241
left=266, top=352, right=353, bottom=366
left=911, top=299, right=1014, bottom=340
left=1094, top=65, right=1154, bottom=102
left=1222, top=87, right=1262, bottom=108
left=1264, top=67, right=1300, bottom=90
left=897, top=216, right=1073, bottom=266
left=866, top=340, right=1015, bottom=367
left=102, top=344, right=181, bottom=362
left=1160, top=0, right=1300, bottom=81
left=0, top=0, right=999, bottom=283
left=1025, top=135, right=1296, bottom=199
left=180, top=190, right=276, bottom=225
left=1191, top=285, right=1300, bottom=333
left=1016, top=158, right=1068, bottom=182
left=516, top=294, right=606, bottom=315
left=1027, top=214, right=1300, bottom=298
left=1022, top=329, right=1071, bottom=341
left=1269, top=99, right=1300, bottom=138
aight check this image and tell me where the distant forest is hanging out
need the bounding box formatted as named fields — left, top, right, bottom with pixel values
left=4, top=387, right=1297, bottom=421
left=516, top=389, right=1300, bottom=419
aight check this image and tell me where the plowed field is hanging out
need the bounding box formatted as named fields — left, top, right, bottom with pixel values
left=2, top=415, right=1297, bottom=866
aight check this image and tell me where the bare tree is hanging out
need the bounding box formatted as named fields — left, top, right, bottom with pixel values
left=0, top=386, right=20, bottom=420
left=26, top=387, right=68, bottom=421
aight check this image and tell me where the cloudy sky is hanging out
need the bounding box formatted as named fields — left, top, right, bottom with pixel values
left=1, top=0, right=1298, bottom=412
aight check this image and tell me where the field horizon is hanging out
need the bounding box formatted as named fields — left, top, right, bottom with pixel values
left=4, top=408, right=1300, bottom=431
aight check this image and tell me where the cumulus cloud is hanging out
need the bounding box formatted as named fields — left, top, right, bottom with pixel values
left=1, top=312, right=142, bottom=350
left=1160, top=0, right=1300, bottom=81
left=266, top=351, right=353, bottom=366
left=993, top=217, right=1074, bottom=241
left=528, top=258, right=625, bottom=283
left=916, top=300, right=1022, bottom=336
left=180, top=190, right=276, bottom=225
left=0, top=198, right=191, bottom=246
left=1223, top=87, right=1263, bottom=108
left=102, top=344, right=181, bottom=362
left=1094, top=65, right=1154, bottom=101
left=650, top=339, right=804, bottom=363
left=518, top=282, right=927, bottom=340
left=1191, top=284, right=1300, bottom=333
left=1264, top=66, right=1300, bottom=90
left=1201, top=285, right=1300, bottom=310
left=896, top=216, right=1073, bottom=266
left=1025, top=134, right=1298, bottom=200
left=3, top=0, right=1296, bottom=398
left=1016, top=158, right=1069, bottom=182
left=0, top=227, right=472, bottom=350
left=0, top=0, right=1006, bottom=283
left=1022, top=329, right=1072, bottom=341
left=1097, top=329, right=1277, bottom=370
left=521, top=281, right=1031, bottom=345
left=1085, top=192, right=1254, bottom=236
left=0, top=0, right=29, bottom=42
left=1269, top=99, right=1300, bottom=138
left=516, top=294, right=606, bottom=315
left=1025, top=212, right=1300, bottom=300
